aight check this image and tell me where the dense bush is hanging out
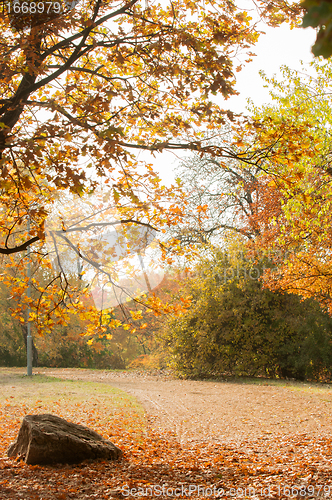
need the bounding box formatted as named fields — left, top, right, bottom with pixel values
left=160, top=246, right=332, bottom=381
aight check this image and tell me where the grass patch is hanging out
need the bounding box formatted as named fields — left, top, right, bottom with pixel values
left=0, top=368, right=146, bottom=460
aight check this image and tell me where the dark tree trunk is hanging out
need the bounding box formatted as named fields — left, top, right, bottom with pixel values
left=21, top=324, right=38, bottom=367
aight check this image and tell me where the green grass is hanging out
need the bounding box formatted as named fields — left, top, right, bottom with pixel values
left=0, top=368, right=147, bottom=443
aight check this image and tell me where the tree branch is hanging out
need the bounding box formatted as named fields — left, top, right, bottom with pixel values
left=0, top=236, right=40, bottom=255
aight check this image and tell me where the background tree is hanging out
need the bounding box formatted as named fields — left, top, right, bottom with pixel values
left=162, top=129, right=286, bottom=259
left=157, top=61, right=332, bottom=376
left=242, top=0, right=330, bottom=58
left=235, top=61, right=332, bottom=315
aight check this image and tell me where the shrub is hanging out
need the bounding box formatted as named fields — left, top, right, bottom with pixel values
left=160, top=246, right=332, bottom=381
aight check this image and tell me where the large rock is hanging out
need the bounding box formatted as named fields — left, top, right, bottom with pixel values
left=7, top=414, right=123, bottom=465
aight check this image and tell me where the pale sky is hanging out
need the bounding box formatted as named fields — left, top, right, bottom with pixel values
left=226, top=23, right=317, bottom=113
left=147, top=22, right=317, bottom=187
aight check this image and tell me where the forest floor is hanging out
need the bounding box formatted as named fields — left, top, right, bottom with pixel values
left=1, top=367, right=332, bottom=500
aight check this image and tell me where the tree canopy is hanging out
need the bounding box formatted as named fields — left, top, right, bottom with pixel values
left=235, top=60, right=332, bottom=315
left=0, top=0, right=303, bottom=253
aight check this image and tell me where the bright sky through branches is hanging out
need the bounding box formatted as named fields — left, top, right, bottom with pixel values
left=151, top=22, right=317, bottom=187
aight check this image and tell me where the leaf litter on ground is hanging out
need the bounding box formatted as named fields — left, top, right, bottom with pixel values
left=0, top=370, right=332, bottom=500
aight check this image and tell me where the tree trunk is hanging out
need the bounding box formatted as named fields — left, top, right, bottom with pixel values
left=21, top=323, right=38, bottom=367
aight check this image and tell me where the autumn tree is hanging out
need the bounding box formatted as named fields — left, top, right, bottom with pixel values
left=233, top=61, right=332, bottom=315
left=155, top=57, right=332, bottom=381
left=161, top=128, right=288, bottom=262
left=0, top=260, right=140, bottom=368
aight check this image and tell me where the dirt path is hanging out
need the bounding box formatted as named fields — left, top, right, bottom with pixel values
left=35, top=368, right=332, bottom=447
